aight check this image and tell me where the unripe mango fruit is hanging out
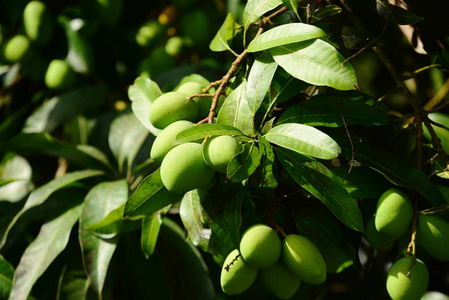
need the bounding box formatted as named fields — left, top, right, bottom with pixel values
left=23, top=1, right=54, bottom=46
left=177, top=82, right=212, bottom=119
left=150, top=120, right=194, bottom=163
left=3, top=35, right=32, bottom=63
left=239, top=224, right=281, bottom=269
left=375, top=188, right=413, bottom=238
left=417, top=214, right=449, bottom=261
left=149, top=92, right=198, bottom=129
left=364, top=215, right=396, bottom=248
left=203, top=136, right=242, bottom=173
left=282, top=234, right=327, bottom=285
left=220, top=249, right=258, bottom=295
left=160, top=142, right=215, bottom=194
left=45, top=59, right=77, bottom=90
left=260, top=260, right=301, bottom=299
left=386, top=257, right=429, bottom=300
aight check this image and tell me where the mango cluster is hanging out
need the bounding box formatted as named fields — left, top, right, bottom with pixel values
left=149, top=83, right=241, bottom=194
left=220, top=224, right=327, bottom=299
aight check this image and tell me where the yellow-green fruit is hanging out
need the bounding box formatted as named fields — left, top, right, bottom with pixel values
left=220, top=249, right=258, bottom=295
left=375, top=188, right=413, bottom=238
left=260, top=260, right=301, bottom=299
left=160, top=143, right=215, bottom=194
left=203, top=136, right=242, bottom=174
left=422, top=112, right=449, bottom=154
left=45, top=59, right=77, bottom=90
left=149, top=92, right=198, bottom=129
left=136, top=20, right=165, bottom=47
left=165, top=36, right=184, bottom=56
left=386, top=257, right=429, bottom=300
left=417, top=214, right=449, bottom=261
left=150, top=120, right=194, bottom=163
left=364, top=215, right=396, bottom=248
left=282, top=234, right=327, bottom=285
left=3, top=35, right=32, bottom=63
left=239, top=224, right=281, bottom=269
left=23, top=1, right=54, bottom=46
left=177, top=82, right=212, bottom=120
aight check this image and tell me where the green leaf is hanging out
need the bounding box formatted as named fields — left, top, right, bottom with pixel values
left=9, top=204, right=83, bottom=300
left=0, top=169, right=104, bottom=249
left=56, top=269, right=89, bottom=300
left=311, top=5, right=342, bottom=22
left=255, top=135, right=277, bottom=189
left=270, top=69, right=309, bottom=104
left=128, top=76, right=163, bottom=135
left=174, top=123, right=245, bottom=145
left=210, top=12, right=237, bottom=53
left=22, top=86, right=106, bottom=134
left=281, top=0, right=300, bottom=20
left=227, top=143, right=261, bottom=182
left=1, top=133, right=116, bottom=174
left=335, top=136, right=446, bottom=207
left=180, top=190, right=211, bottom=252
left=124, top=169, right=182, bottom=220
left=247, top=23, right=326, bottom=52
left=277, top=148, right=364, bottom=232
left=271, top=39, right=358, bottom=90
left=156, top=218, right=215, bottom=299
left=277, top=93, right=388, bottom=127
left=295, top=208, right=356, bottom=273
left=217, top=80, right=255, bottom=136
left=79, top=180, right=128, bottom=297
left=243, top=0, right=283, bottom=30
left=247, top=52, right=277, bottom=113
left=0, top=154, right=33, bottom=203
left=0, top=255, right=14, bottom=299
left=265, top=123, right=341, bottom=159
left=108, top=111, right=150, bottom=174
left=141, top=212, right=163, bottom=259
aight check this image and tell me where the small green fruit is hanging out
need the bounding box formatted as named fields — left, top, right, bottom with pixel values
left=417, top=214, right=449, bottom=261
left=203, top=136, right=242, bottom=173
left=375, top=188, right=413, bottom=238
left=136, top=20, right=165, bottom=48
left=165, top=36, right=184, bottom=56
left=149, top=92, right=198, bottom=129
left=177, top=81, right=212, bottom=120
left=45, top=59, right=77, bottom=90
left=260, top=260, right=301, bottom=299
left=23, top=1, right=54, bottom=46
left=160, top=143, right=215, bottom=194
left=239, top=224, right=281, bottom=269
left=220, top=249, right=258, bottom=295
left=150, top=120, right=194, bottom=164
left=3, top=35, right=32, bottom=63
left=282, top=234, right=327, bottom=285
left=386, top=257, right=429, bottom=300
left=364, top=215, right=396, bottom=248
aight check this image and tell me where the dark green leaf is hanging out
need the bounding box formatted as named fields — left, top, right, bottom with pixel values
left=57, top=269, right=89, bottom=300
left=271, top=39, right=358, bottom=90
left=9, top=204, right=82, bottom=300
left=243, top=0, right=283, bottom=30
left=281, top=0, right=300, bottom=20
left=174, top=123, right=246, bottom=145
left=210, top=13, right=237, bottom=53
left=0, top=255, right=14, bottom=299
left=312, top=5, right=342, bottom=22
left=270, top=69, right=309, bottom=104
left=277, top=148, right=364, bottom=232
left=255, top=135, right=277, bottom=189
left=227, top=143, right=261, bottom=182
left=247, top=52, right=277, bottom=113
left=124, top=169, right=182, bottom=220
left=141, top=212, right=163, bottom=259
left=265, top=123, right=341, bottom=159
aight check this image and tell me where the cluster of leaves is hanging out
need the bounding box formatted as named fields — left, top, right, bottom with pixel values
left=1, top=0, right=449, bottom=299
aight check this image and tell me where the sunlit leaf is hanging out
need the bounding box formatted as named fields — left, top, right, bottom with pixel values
left=210, top=13, right=238, bottom=53
left=312, top=5, right=342, bottom=22
left=174, top=123, right=245, bottom=145
left=141, top=212, right=163, bottom=259
left=243, top=0, right=283, bottom=30
left=247, top=52, right=277, bottom=113
left=0, top=155, right=33, bottom=203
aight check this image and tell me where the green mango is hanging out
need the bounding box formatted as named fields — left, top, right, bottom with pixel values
left=375, top=188, right=413, bottom=238
left=282, top=234, right=327, bottom=285
left=177, top=81, right=212, bottom=120
left=136, top=20, right=165, bottom=48
left=386, top=257, right=429, bottom=300
left=422, top=112, right=449, bottom=155
left=150, top=120, right=194, bottom=164
left=417, top=214, right=449, bottom=261
left=149, top=92, right=198, bottom=129
left=364, top=215, right=396, bottom=248
left=160, top=142, right=215, bottom=194
left=203, top=136, right=242, bottom=173
left=45, top=59, right=77, bottom=90
left=165, top=36, right=185, bottom=56
left=220, top=249, right=258, bottom=295
left=23, top=1, right=54, bottom=46
left=260, top=260, right=301, bottom=299
left=3, top=35, right=32, bottom=63
left=239, top=224, right=281, bottom=269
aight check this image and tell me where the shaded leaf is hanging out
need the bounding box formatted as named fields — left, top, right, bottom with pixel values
left=243, top=0, right=283, bottom=30
left=124, top=169, right=182, bottom=220
left=282, top=0, right=300, bottom=20
left=141, top=212, right=163, bottom=259
left=57, top=269, right=89, bottom=300
left=270, top=69, right=309, bottom=104
left=271, top=39, right=358, bottom=90
left=174, top=123, right=246, bottom=145
left=255, top=135, right=277, bottom=189
left=265, top=123, right=341, bottom=159
left=0, top=255, right=14, bottom=299
left=312, top=5, right=342, bottom=22
left=247, top=23, right=325, bottom=52
left=9, top=204, right=82, bottom=300
left=277, top=148, right=364, bottom=232
left=210, top=13, right=237, bottom=53
left=84, top=203, right=139, bottom=236
left=247, top=52, right=277, bottom=113
left=227, top=143, right=261, bottom=182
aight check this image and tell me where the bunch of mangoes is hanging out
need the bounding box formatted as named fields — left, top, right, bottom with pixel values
left=220, top=224, right=327, bottom=299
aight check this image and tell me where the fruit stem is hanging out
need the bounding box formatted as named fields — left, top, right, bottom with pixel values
left=406, top=199, right=419, bottom=258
